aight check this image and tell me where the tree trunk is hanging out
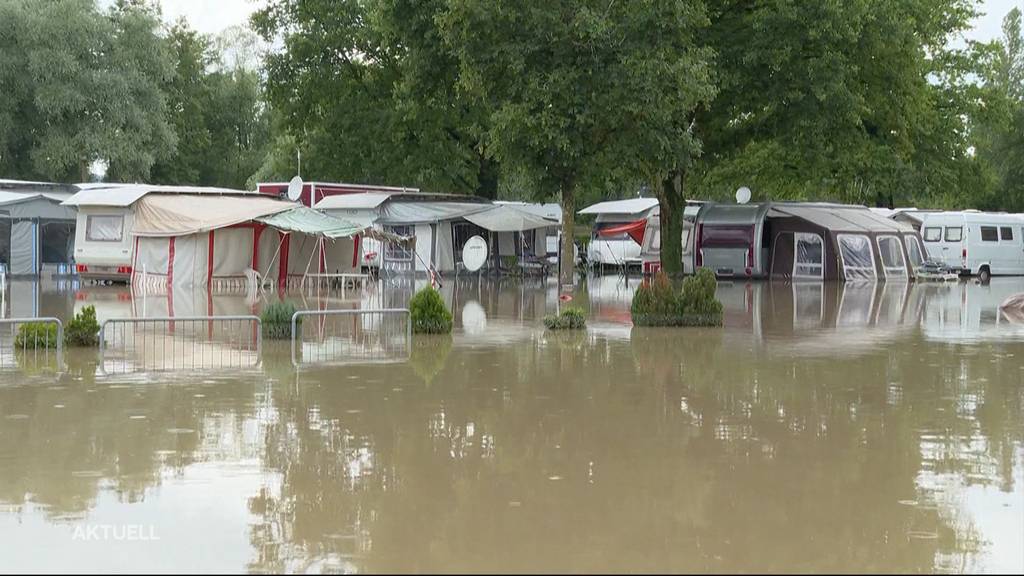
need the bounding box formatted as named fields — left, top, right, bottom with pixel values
left=559, top=176, right=576, bottom=290
left=657, top=170, right=685, bottom=276
left=79, top=159, right=90, bottom=183
left=475, top=154, right=499, bottom=199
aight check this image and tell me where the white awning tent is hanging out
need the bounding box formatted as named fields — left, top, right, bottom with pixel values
left=0, top=181, right=79, bottom=276
left=578, top=197, right=659, bottom=216
left=463, top=204, right=558, bottom=232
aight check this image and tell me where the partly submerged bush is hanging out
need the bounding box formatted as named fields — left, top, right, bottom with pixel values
left=631, top=269, right=723, bottom=327
left=261, top=301, right=300, bottom=339
left=65, top=305, right=99, bottom=347
left=544, top=307, right=587, bottom=330
left=410, top=287, right=453, bottom=334
left=14, top=322, right=59, bottom=349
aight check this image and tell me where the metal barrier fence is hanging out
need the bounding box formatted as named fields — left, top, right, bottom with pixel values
left=99, top=316, right=261, bottom=374
left=291, top=309, right=411, bottom=367
left=0, top=317, right=64, bottom=372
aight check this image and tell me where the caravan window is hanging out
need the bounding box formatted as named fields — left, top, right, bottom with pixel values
left=1000, top=227, right=1013, bottom=241
left=837, top=234, right=876, bottom=280
left=650, top=230, right=662, bottom=250
left=923, top=227, right=941, bottom=242
left=980, top=226, right=998, bottom=242
left=85, top=215, right=124, bottom=242
left=904, top=236, right=925, bottom=268
left=681, top=229, right=691, bottom=253
left=793, top=233, right=824, bottom=279
left=877, top=236, right=907, bottom=278
left=944, top=227, right=963, bottom=242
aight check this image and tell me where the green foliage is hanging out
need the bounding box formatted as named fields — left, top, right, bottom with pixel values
left=261, top=301, right=300, bottom=340
left=149, top=23, right=270, bottom=189
left=0, top=0, right=175, bottom=181
left=252, top=0, right=496, bottom=196
left=632, top=270, right=722, bottom=327
left=409, top=287, right=453, bottom=334
left=14, top=322, right=58, bottom=349
left=543, top=307, right=587, bottom=330
left=65, top=305, right=99, bottom=347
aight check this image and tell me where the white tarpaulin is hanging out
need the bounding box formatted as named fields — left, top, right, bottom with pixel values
left=378, top=201, right=490, bottom=224
left=464, top=204, right=558, bottom=232
left=132, top=194, right=294, bottom=237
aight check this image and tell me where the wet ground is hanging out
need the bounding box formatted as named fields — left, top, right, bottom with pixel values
left=0, top=275, right=1022, bottom=573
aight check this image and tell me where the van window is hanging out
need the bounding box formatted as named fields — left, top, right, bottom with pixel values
left=793, top=232, right=824, bottom=279
left=944, top=227, right=963, bottom=242
left=904, top=236, right=925, bottom=268
left=923, top=227, right=942, bottom=242
left=837, top=234, right=876, bottom=280
left=877, top=236, right=907, bottom=278
left=1000, top=227, right=1013, bottom=241
left=980, top=226, right=998, bottom=242
left=85, top=215, right=124, bottom=242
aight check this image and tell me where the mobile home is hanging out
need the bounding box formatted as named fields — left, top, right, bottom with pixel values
left=919, top=211, right=1024, bottom=280
left=693, top=203, right=772, bottom=279
left=63, top=184, right=265, bottom=283
left=579, top=198, right=659, bottom=269
left=0, top=180, right=78, bottom=276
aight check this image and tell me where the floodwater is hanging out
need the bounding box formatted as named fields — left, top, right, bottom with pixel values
left=0, top=275, right=1022, bottom=573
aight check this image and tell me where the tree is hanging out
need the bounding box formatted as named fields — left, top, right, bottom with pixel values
left=0, top=0, right=175, bottom=182
left=150, top=22, right=269, bottom=189
left=974, top=7, right=1024, bottom=213
left=687, top=0, right=987, bottom=210
left=252, top=0, right=496, bottom=196
left=438, top=0, right=713, bottom=284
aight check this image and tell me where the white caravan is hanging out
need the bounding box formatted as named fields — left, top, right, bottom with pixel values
left=579, top=197, right=659, bottom=268
left=919, top=211, right=1024, bottom=280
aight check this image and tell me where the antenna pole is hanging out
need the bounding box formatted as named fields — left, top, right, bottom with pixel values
left=297, top=148, right=302, bottom=178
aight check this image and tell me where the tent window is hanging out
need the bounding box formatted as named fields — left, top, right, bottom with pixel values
left=837, top=234, right=876, bottom=280
left=877, top=235, right=907, bottom=278
left=980, top=226, right=998, bottom=242
left=904, top=235, right=925, bottom=269
left=923, top=227, right=941, bottom=242
left=86, top=215, right=123, bottom=242
left=384, top=225, right=414, bottom=261
left=793, top=232, right=824, bottom=279
left=945, top=227, right=963, bottom=242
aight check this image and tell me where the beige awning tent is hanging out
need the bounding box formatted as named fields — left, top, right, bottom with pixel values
left=129, top=194, right=412, bottom=288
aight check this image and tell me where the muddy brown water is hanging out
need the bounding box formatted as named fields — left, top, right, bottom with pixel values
left=0, top=276, right=1022, bottom=573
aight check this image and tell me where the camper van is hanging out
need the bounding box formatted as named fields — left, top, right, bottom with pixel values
left=919, top=212, right=1024, bottom=281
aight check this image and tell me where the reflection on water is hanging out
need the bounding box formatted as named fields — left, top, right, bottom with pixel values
left=0, top=276, right=1021, bottom=572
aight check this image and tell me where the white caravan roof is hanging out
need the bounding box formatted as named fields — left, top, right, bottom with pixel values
left=62, top=184, right=254, bottom=207
left=315, top=193, right=393, bottom=210
left=578, top=197, right=659, bottom=216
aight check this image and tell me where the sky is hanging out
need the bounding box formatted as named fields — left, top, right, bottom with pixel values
left=113, top=0, right=1022, bottom=40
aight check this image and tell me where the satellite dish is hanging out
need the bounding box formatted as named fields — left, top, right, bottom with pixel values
left=462, top=235, right=488, bottom=272
left=287, top=176, right=304, bottom=202
left=735, top=186, right=752, bottom=204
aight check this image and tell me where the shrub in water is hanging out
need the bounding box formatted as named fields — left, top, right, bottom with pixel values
left=15, top=322, right=59, bottom=348
left=678, top=269, right=723, bottom=326
left=631, top=269, right=723, bottom=327
left=261, top=301, right=300, bottom=339
left=410, top=287, right=453, bottom=334
left=65, top=305, right=100, bottom=347
left=543, top=307, right=587, bottom=330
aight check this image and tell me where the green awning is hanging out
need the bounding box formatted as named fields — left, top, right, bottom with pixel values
left=256, top=206, right=366, bottom=239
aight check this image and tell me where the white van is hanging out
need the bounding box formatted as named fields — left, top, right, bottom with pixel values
left=920, top=211, right=1024, bottom=280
